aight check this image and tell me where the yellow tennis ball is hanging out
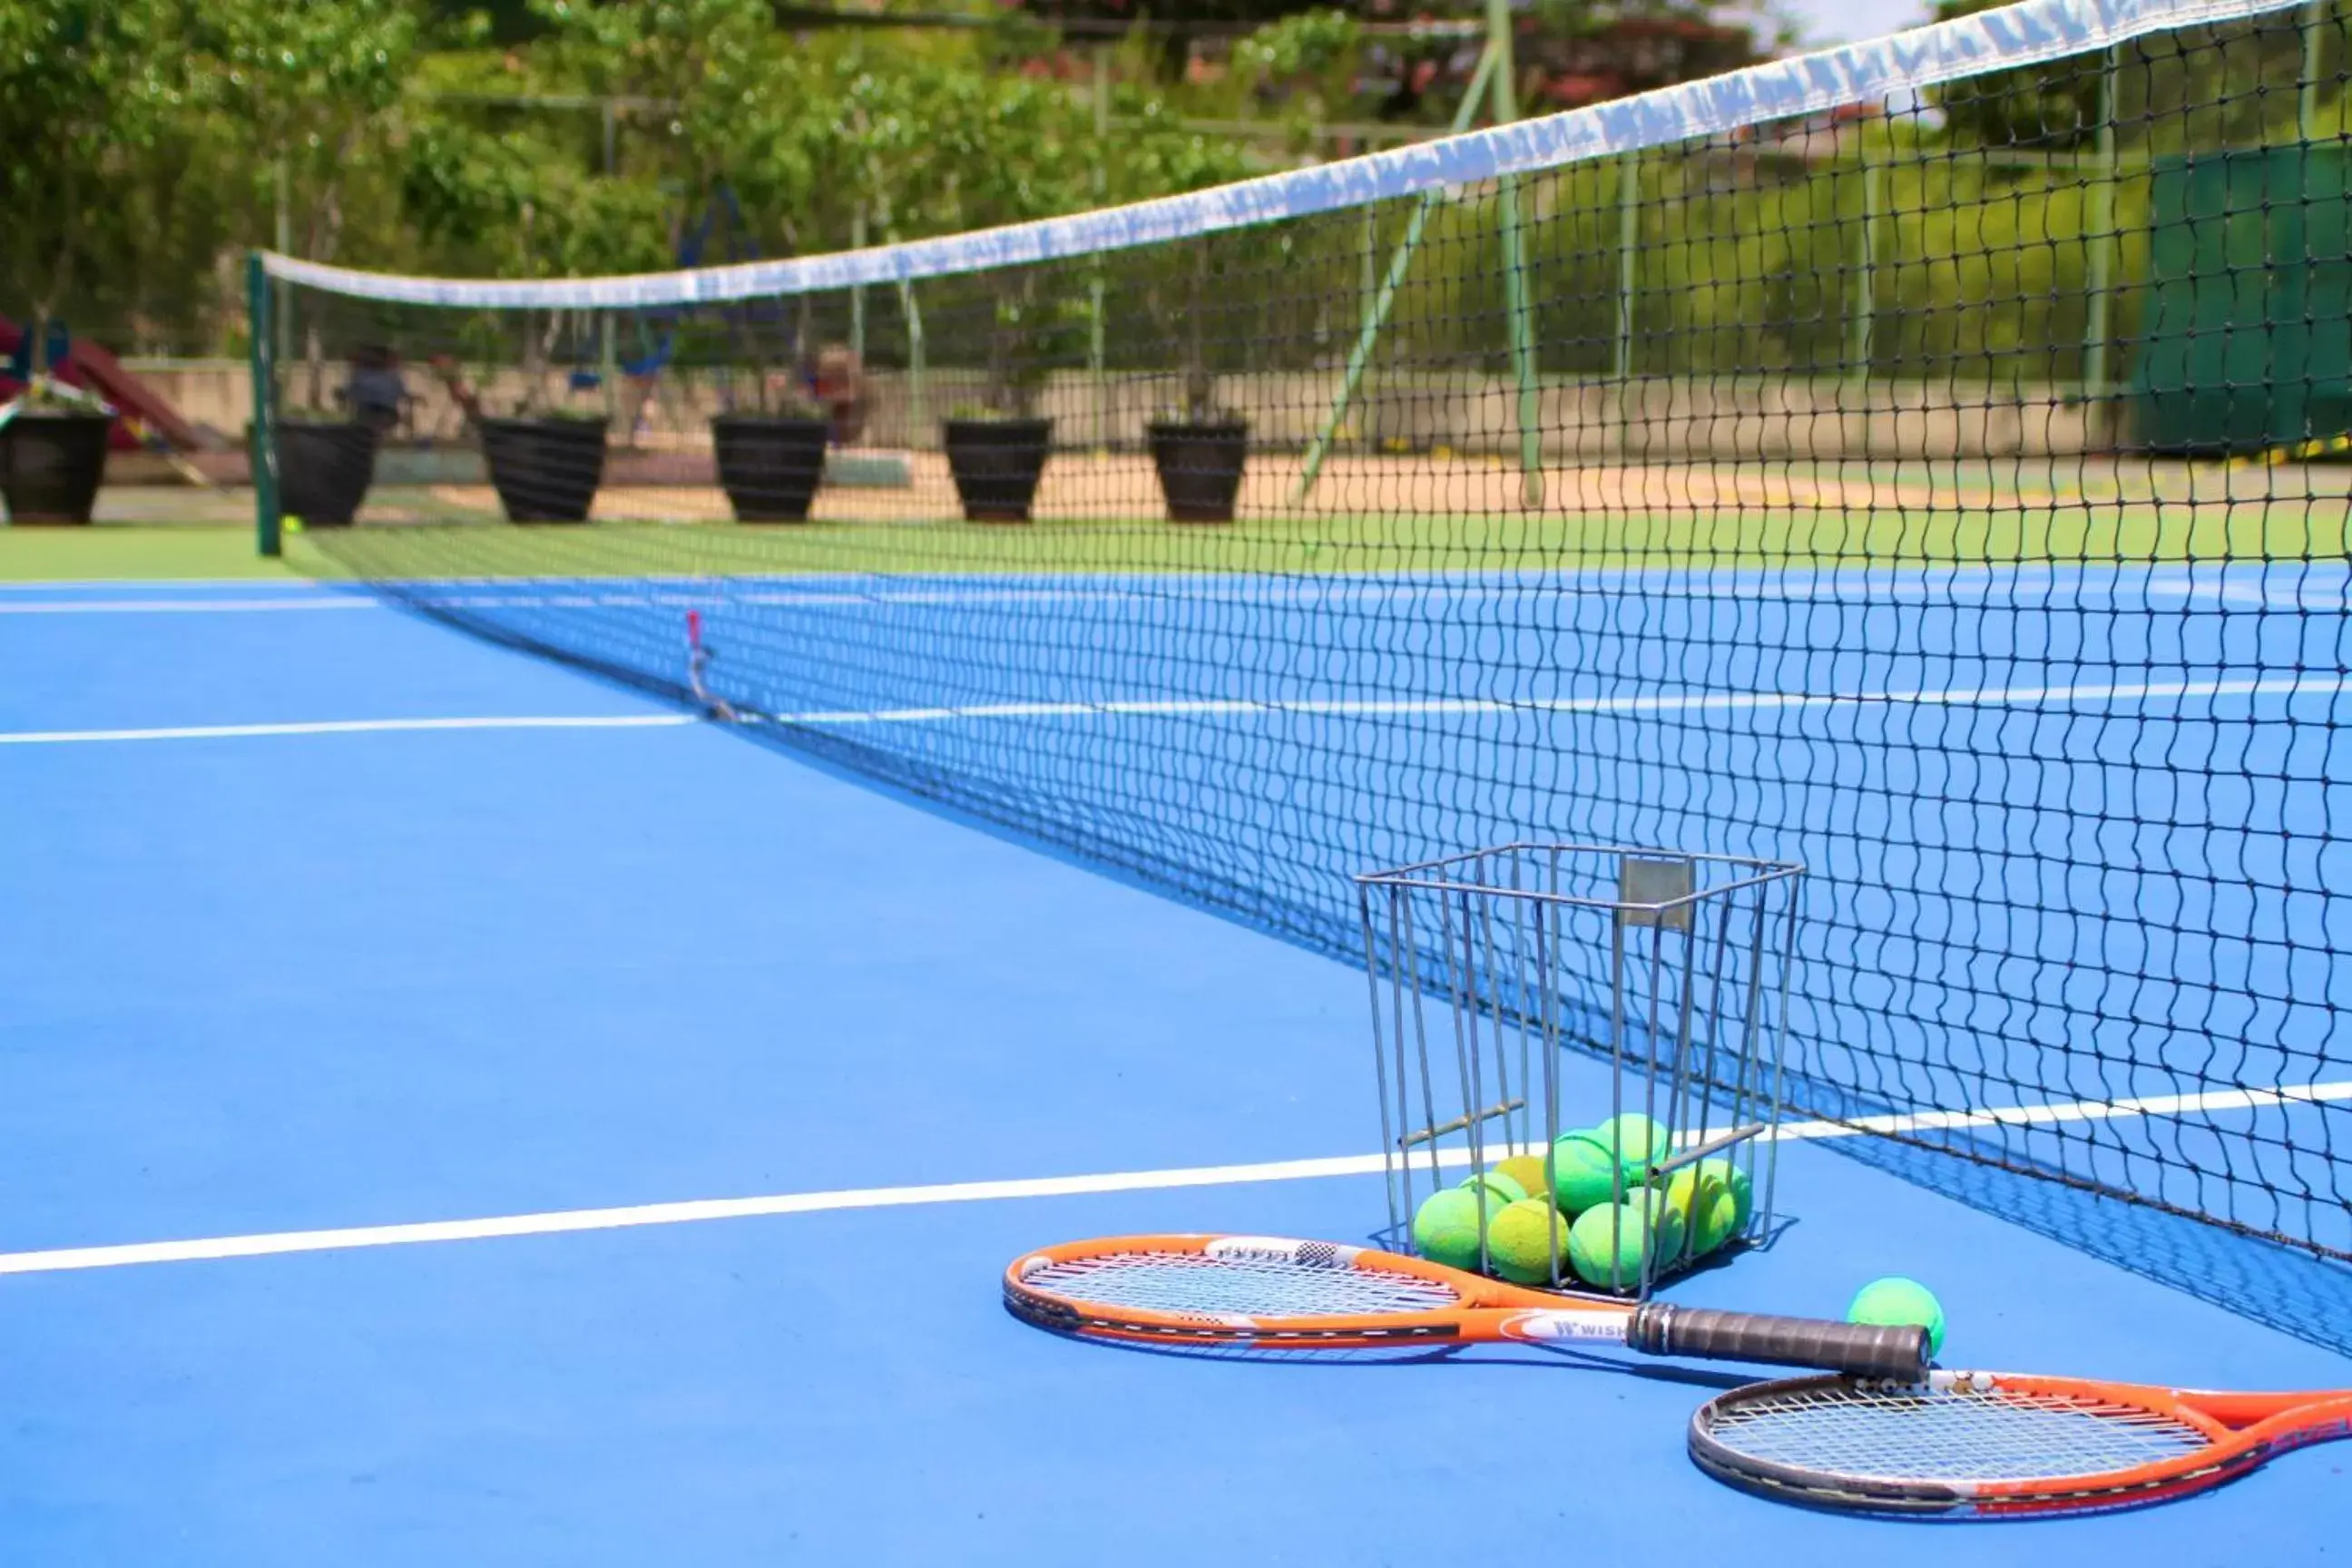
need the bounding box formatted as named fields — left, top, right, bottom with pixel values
left=1459, top=1169, right=1528, bottom=1205
left=1494, top=1153, right=1551, bottom=1201
left=1663, top=1166, right=1728, bottom=1260
left=1485, top=1197, right=1569, bottom=1285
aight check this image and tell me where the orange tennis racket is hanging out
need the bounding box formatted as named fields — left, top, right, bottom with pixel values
left=1689, top=1368, right=2352, bottom=1516
left=1004, top=1234, right=1928, bottom=1377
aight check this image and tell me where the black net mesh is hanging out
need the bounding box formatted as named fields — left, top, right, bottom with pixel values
left=263, top=2, right=2352, bottom=1348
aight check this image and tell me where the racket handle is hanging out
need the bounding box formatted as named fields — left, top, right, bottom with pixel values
left=1628, top=1303, right=1929, bottom=1378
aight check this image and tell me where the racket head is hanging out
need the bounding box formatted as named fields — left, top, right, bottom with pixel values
left=1004, top=1233, right=1597, bottom=1354
left=1689, top=1369, right=2352, bottom=1518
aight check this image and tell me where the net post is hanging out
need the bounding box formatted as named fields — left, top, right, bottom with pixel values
left=1294, top=42, right=1497, bottom=503
left=246, top=250, right=282, bottom=559
left=1485, top=0, right=1544, bottom=508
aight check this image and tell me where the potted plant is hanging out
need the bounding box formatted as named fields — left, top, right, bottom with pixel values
left=0, top=5, right=172, bottom=523
left=0, top=376, right=114, bottom=525
left=433, top=324, right=609, bottom=525
left=942, top=279, right=1063, bottom=524
left=266, top=345, right=395, bottom=526
left=712, top=360, right=831, bottom=522
left=1145, top=242, right=1249, bottom=524
left=475, top=398, right=609, bottom=524
left=274, top=417, right=380, bottom=526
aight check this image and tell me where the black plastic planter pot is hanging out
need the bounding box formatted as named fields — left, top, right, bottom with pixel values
left=277, top=419, right=380, bottom=525
left=0, top=410, right=113, bottom=524
left=943, top=417, right=1053, bottom=523
left=713, top=414, right=829, bottom=522
left=479, top=416, right=608, bottom=523
left=1146, top=417, right=1248, bottom=524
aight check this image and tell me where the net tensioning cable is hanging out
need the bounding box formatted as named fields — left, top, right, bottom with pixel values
left=257, top=0, right=2352, bottom=1343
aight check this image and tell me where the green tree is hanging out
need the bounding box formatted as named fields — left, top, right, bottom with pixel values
left=185, top=0, right=425, bottom=264
left=0, top=0, right=181, bottom=378
left=527, top=0, right=827, bottom=252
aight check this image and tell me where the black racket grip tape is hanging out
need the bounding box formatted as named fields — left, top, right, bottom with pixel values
left=1628, top=1304, right=1928, bottom=1377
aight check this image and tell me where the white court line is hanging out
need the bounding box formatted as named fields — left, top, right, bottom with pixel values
left=2, top=1079, right=2343, bottom=1278
left=0, top=597, right=377, bottom=615
left=760, top=673, right=2343, bottom=730
left=0, top=578, right=324, bottom=593
left=10, top=672, right=2338, bottom=750
left=0, top=715, right=694, bottom=746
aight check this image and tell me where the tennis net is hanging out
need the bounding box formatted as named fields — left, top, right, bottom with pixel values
left=260, top=0, right=2352, bottom=1337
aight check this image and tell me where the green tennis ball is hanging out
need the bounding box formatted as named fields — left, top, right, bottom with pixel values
left=1493, top=1154, right=1551, bottom=1201
left=1459, top=1169, right=1529, bottom=1205
left=1693, top=1156, right=1754, bottom=1230
left=1549, top=1131, right=1625, bottom=1214
left=1566, top=1200, right=1654, bottom=1289
left=1690, top=1184, right=1742, bottom=1255
left=1847, top=1277, right=1947, bottom=1357
left=1624, top=1187, right=1688, bottom=1267
left=1411, top=1187, right=1495, bottom=1271
left=1596, top=1112, right=1671, bottom=1179
left=1485, top=1197, right=1570, bottom=1285
left=1657, top=1176, right=1705, bottom=1265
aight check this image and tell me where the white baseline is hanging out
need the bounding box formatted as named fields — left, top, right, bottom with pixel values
left=2, top=1080, right=2343, bottom=1278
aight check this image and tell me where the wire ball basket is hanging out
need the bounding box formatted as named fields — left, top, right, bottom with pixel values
left=1356, top=844, right=1805, bottom=1298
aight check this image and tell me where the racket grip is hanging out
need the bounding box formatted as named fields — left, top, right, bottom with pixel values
left=1628, top=1304, right=1928, bottom=1378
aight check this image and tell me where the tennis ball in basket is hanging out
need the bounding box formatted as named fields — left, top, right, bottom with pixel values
left=1411, top=1187, right=1498, bottom=1270
left=1693, top=1156, right=1755, bottom=1230
left=1494, top=1153, right=1551, bottom=1201
left=1549, top=1131, right=1624, bottom=1214
left=1459, top=1169, right=1529, bottom=1205
left=1485, top=1198, right=1570, bottom=1285
left=1691, top=1182, right=1744, bottom=1256
left=1847, top=1277, right=1947, bottom=1357
left=1567, top=1200, right=1655, bottom=1289
left=1664, top=1166, right=1738, bottom=1256
left=1596, top=1112, right=1671, bottom=1180
left=1623, top=1186, right=1688, bottom=1268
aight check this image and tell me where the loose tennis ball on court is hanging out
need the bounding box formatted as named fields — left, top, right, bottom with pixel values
left=1485, top=1197, right=1571, bottom=1285
left=1459, top=1169, right=1529, bottom=1205
left=1596, top=1112, right=1671, bottom=1180
left=1494, top=1153, right=1551, bottom=1201
left=1847, top=1277, right=1947, bottom=1357
left=1549, top=1131, right=1625, bottom=1214
left=1411, top=1187, right=1496, bottom=1270
left=1566, top=1200, right=1655, bottom=1289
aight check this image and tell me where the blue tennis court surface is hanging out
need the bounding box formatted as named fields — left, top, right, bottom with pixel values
left=4, top=573, right=2349, bottom=1563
